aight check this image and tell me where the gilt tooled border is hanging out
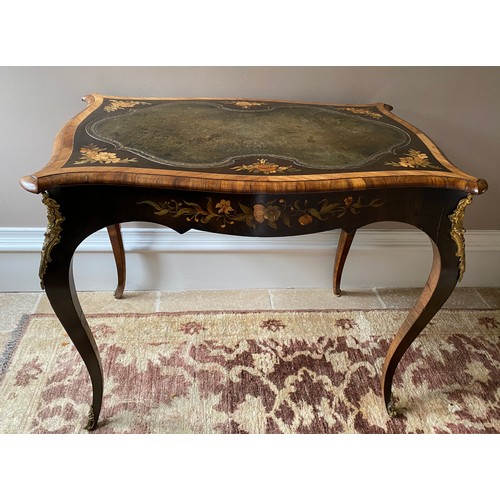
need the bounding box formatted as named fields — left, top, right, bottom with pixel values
left=39, top=193, right=65, bottom=289
left=448, top=194, right=473, bottom=282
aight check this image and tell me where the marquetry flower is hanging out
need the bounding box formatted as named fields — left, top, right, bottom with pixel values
left=233, top=101, right=263, bottom=109
left=399, top=151, right=429, bottom=167
left=263, top=205, right=281, bottom=223
left=252, top=204, right=282, bottom=224
left=251, top=160, right=280, bottom=174
left=344, top=196, right=353, bottom=206
left=298, top=214, right=313, bottom=226
left=386, top=149, right=436, bottom=169
left=341, top=107, right=382, bottom=119
left=103, top=99, right=151, bottom=112
left=231, top=159, right=299, bottom=174
left=253, top=204, right=266, bottom=223
left=215, top=199, right=234, bottom=215
left=74, top=144, right=137, bottom=165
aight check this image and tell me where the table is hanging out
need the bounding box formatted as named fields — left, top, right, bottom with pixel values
left=20, top=95, right=488, bottom=431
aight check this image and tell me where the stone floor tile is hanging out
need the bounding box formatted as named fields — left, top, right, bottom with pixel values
left=269, top=288, right=383, bottom=310
left=376, top=288, right=422, bottom=309
left=158, top=289, right=272, bottom=312
left=36, top=290, right=158, bottom=314
left=376, top=287, right=489, bottom=309
left=443, top=288, right=490, bottom=308
left=475, top=288, right=500, bottom=309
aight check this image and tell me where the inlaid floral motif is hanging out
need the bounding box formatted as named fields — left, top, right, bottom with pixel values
left=73, top=144, right=137, bottom=165
left=103, top=100, right=151, bottom=113
left=231, top=101, right=264, bottom=109
left=215, top=199, right=234, bottom=215
left=231, top=159, right=300, bottom=174
left=385, top=149, right=437, bottom=169
left=138, top=195, right=385, bottom=231
left=339, top=107, right=383, bottom=119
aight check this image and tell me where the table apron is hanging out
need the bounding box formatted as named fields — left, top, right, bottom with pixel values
left=45, top=185, right=467, bottom=242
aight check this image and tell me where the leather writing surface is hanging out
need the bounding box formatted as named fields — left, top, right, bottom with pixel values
left=63, top=98, right=448, bottom=175
left=88, top=101, right=409, bottom=169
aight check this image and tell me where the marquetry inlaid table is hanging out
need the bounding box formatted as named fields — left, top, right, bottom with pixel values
left=20, top=94, right=488, bottom=431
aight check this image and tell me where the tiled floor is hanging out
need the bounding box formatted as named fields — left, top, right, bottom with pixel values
left=1, top=288, right=499, bottom=349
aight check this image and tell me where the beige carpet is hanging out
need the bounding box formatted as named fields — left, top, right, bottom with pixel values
left=1, top=309, right=499, bottom=433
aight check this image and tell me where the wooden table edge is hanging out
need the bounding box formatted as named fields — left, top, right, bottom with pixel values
left=20, top=171, right=488, bottom=196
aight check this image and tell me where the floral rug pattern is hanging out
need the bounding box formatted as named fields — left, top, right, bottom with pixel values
left=1, top=310, right=499, bottom=433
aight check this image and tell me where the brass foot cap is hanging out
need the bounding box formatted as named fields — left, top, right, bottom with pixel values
left=387, top=397, right=400, bottom=418
left=85, top=405, right=97, bottom=431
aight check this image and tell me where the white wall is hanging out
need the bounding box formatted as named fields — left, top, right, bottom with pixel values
left=2, top=227, right=499, bottom=292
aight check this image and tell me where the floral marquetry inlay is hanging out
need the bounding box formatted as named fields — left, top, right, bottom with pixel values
left=230, top=159, right=300, bottom=174
left=231, top=101, right=264, bottom=109
left=73, top=144, right=138, bottom=165
left=138, top=195, right=386, bottom=231
left=103, top=100, right=151, bottom=113
left=339, top=107, right=383, bottom=119
left=385, top=149, right=438, bottom=169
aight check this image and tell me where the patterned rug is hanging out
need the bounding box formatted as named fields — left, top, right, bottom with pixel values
left=1, top=309, right=499, bottom=433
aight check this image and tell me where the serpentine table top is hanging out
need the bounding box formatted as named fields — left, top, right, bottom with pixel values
left=19, top=95, right=488, bottom=431
left=20, top=94, right=484, bottom=195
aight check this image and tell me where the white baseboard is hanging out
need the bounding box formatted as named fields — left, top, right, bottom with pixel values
left=1, top=227, right=499, bottom=292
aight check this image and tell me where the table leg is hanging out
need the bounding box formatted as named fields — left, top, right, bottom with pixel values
left=107, top=224, right=126, bottom=299
left=40, top=194, right=103, bottom=431
left=333, top=229, right=356, bottom=296
left=381, top=194, right=474, bottom=415
left=381, top=236, right=460, bottom=416
left=44, top=263, right=103, bottom=430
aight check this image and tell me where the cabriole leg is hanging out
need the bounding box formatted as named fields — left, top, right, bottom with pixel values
left=40, top=193, right=103, bottom=431
left=381, top=195, right=473, bottom=415
left=333, top=229, right=356, bottom=296
left=107, top=224, right=126, bottom=299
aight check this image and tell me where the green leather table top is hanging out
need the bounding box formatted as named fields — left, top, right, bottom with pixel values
left=64, top=97, right=448, bottom=175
